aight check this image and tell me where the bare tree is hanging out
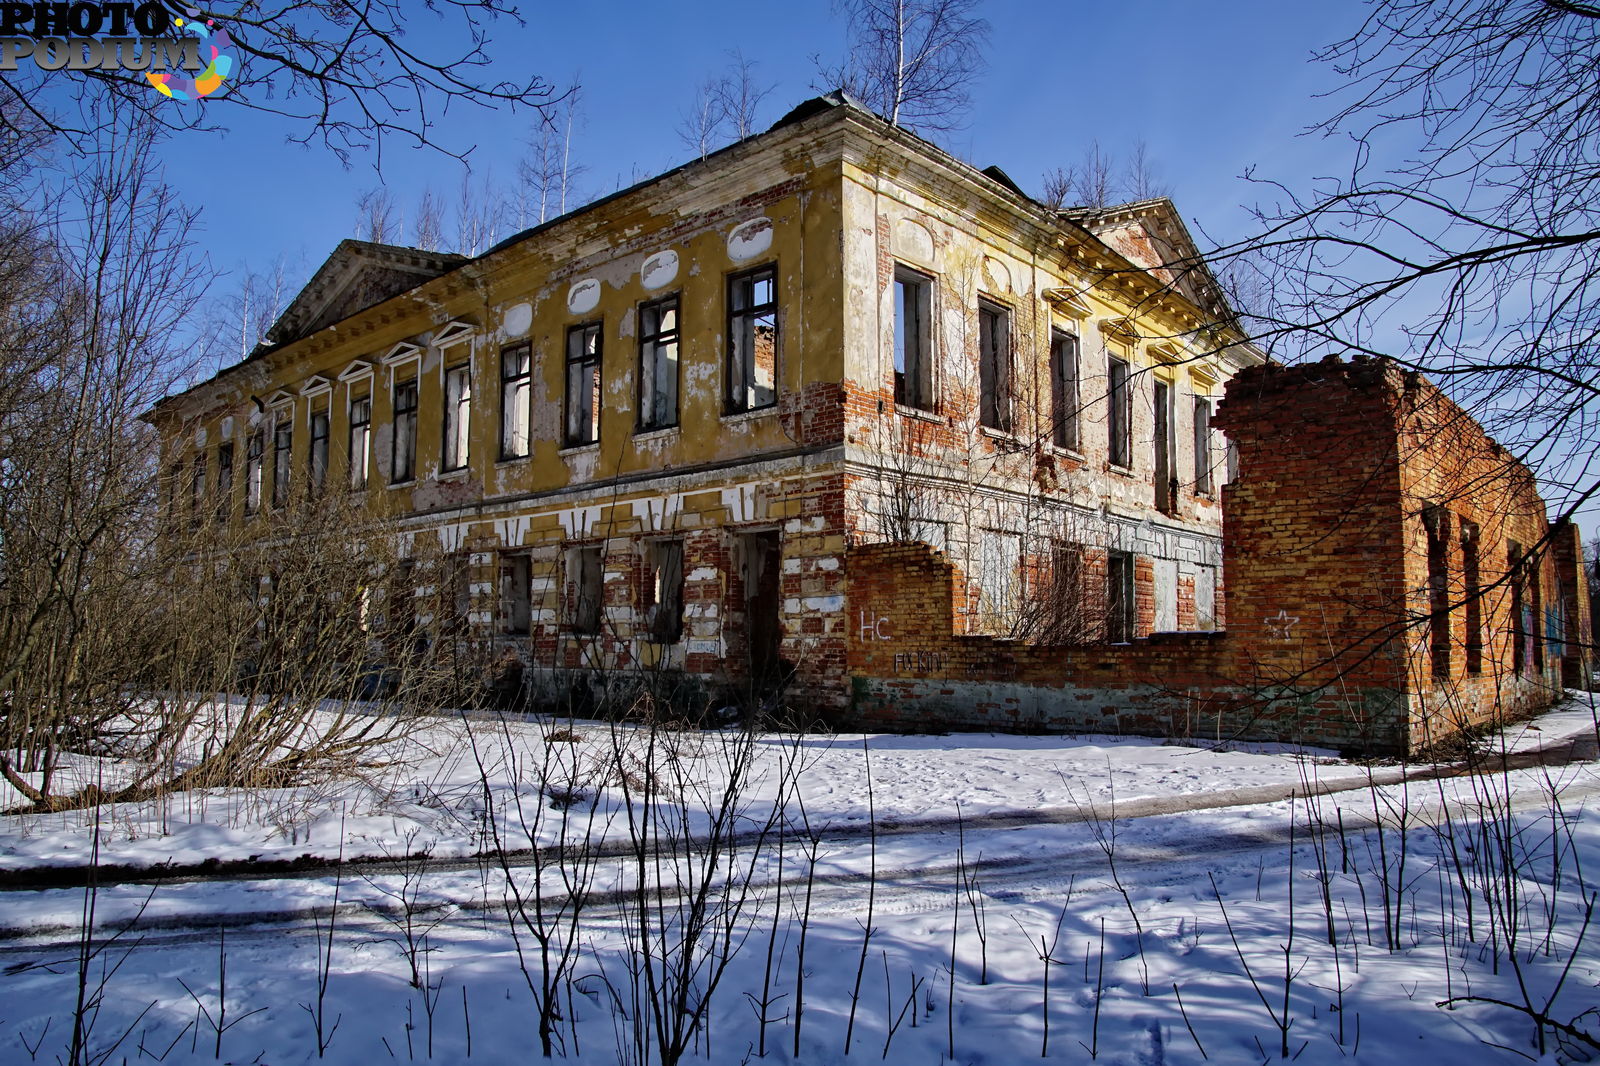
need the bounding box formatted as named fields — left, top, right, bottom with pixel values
left=515, top=82, right=584, bottom=229
left=413, top=187, right=446, bottom=252
left=823, top=0, right=989, bottom=134
left=0, top=0, right=565, bottom=163
left=677, top=52, right=775, bottom=159
left=1211, top=0, right=1600, bottom=523
left=1040, top=139, right=1168, bottom=210
left=355, top=187, right=402, bottom=244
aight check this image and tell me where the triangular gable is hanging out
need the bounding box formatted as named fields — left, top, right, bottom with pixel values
left=382, top=341, right=423, bottom=366
left=337, top=359, right=374, bottom=382
left=264, top=239, right=467, bottom=348
left=1060, top=198, right=1236, bottom=326
left=301, top=374, right=333, bottom=395
left=432, top=319, right=475, bottom=348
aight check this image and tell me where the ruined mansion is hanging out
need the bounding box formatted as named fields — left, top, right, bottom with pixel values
left=150, top=94, right=1592, bottom=755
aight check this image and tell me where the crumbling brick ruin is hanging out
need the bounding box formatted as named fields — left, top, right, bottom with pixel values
left=846, top=355, right=1591, bottom=755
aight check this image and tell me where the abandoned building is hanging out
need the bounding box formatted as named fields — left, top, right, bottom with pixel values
left=149, top=93, right=1590, bottom=755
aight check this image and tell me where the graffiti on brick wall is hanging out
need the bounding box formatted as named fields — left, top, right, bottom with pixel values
left=892, top=650, right=949, bottom=674
left=858, top=609, right=891, bottom=641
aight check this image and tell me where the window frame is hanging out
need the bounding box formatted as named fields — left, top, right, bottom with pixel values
left=271, top=411, right=293, bottom=508
left=501, top=552, right=532, bottom=635
left=1106, top=550, right=1135, bottom=643
left=391, top=377, right=418, bottom=484
left=1193, top=395, right=1214, bottom=496
left=567, top=544, right=603, bottom=635
left=1107, top=354, right=1132, bottom=470
left=637, top=294, right=681, bottom=432
left=643, top=538, right=685, bottom=644
left=977, top=299, right=1012, bottom=433
left=244, top=429, right=263, bottom=514
left=893, top=265, right=935, bottom=411
left=348, top=394, right=371, bottom=489
left=188, top=452, right=206, bottom=528
left=500, top=343, right=532, bottom=460
left=726, top=263, right=779, bottom=415
left=1050, top=328, right=1080, bottom=450
left=308, top=406, right=330, bottom=495
left=215, top=441, right=234, bottom=522
left=442, top=362, right=472, bottom=472
left=564, top=322, right=602, bottom=447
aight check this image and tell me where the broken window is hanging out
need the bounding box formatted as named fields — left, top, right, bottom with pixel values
left=1509, top=540, right=1543, bottom=674
left=244, top=429, right=263, bottom=513
left=977, top=528, right=1022, bottom=633
left=567, top=544, right=603, bottom=635
left=644, top=539, right=685, bottom=644
left=638, top=295, right=680, bottom=430
left=978, top=300, right=1011, bottom=432
left=1193, top=396, right=1214, bottom=495
left=308, top=407, right=330, bottom=494
left=272, top=413, right=292, bottom=508
left=392, top=378, right=417, bottom=483
left=501, top=553, right=531, bottom=635
left=1107, top=550, right=1135, bottom=643
left=1108, top=356, right=1132, bottom=469
left=1424, top=506, right=1451, bottom=680
left=442, top=364, right=471, bottom=471
left=1050, top=328, right=1079, bottom=450
left=500, top=344, right=531, bottom=459
left=216, top=441, right=233, bottom=522
left=1154, top=380, right=1175, bottom=513
left=189, top=453, right=206, bottom=528
left=565, top=322, right=601, bottom=446
left=348, top=395, right=371, bottom=489
left=727, top=265, right=778, bottom=413
left=894, top=266, right=934, bottom=410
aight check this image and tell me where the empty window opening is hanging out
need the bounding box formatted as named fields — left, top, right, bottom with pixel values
left=1107, top=550, right=1135, bottom=643
left=392, top=378, right=418, bottom=483
left=189, top=454, right=206, bottom=528
left=1193, top=396, right=1213, bottom=495
left=1463, top=524, right=1482, bottom=675
left=500, top=344, right=531, bottom=459
left=894, top=266, right=934, bottom=410
left=443, top=364, right=471, bottom=471
left=348, top=395, right=371, bottom=489
left=978, top=300, right=1011, bottom=432
left=245, top=430, right=263, bottom=513
left=1050, top=329, right=1079, bottom=450
left=644, top=539, right=685, bottom=644
left=1108, top=355, right=1132, bottom=469
left=1154, top=380, right=1175, bottom=513
left=565, top=322, right=601, bottom=446
left=639, top=296, right=680, bottom=430
left=567, top=545, right=603, bottom=635
left=728, top=265, right=778, bottom=413
left=215, top=442, right=233, bottom=522
left=501, top=553, right=531, bottom=635
left=1424, top=506, right=1451, bottom=680
left=308, top=408, right=330, bottom=494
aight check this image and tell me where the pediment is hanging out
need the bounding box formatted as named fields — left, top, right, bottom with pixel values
left=1061, top=198, right=1235, bottom=326
left=264, top=240, right=467, bottom=348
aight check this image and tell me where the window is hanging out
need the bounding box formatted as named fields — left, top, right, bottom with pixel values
left=977, top=529, right=1022, bottom=633
left=501, top=553, right=531, bottom=635
left=727, top=265, right=778, bottom=413
left=638, top=295, right=680, bottom=430
left=1424, top=506, right=1451, bottom=680
left=392, top=378, right=417, bottom=483
left=565, top=322, right=601, bottom=446
left=1154, top=380, right=1175, bottom=513
left=978, top=300, right=1011, bottom=432
left=189, top=454, right=206, bottom=527
left=1108, top=356, right=1132, bottom=469
left=443, top=364, right=471, bottom=471
left=245, top=430, right=263, bottom=513
left=1193, top=397, right=1214, bottom=495
left=215, top=442, right=233, bottom=522
left=500, top=344, right=531, bottom=459
left=272, top=413, right=292, bottom=507
left=567, top=545, right=603, bottom=634
left=1050, top=329, right=1079, bottom=450
left=348, top=395, right=371, bottom=489
left=1107, top=550, right=1135, bottom=643
left=644, top=539, right=685, bottom=643
left=894, top=267, right=934, bottom=410
left=1463, top=524, right=1482, bottom=675
left=309, top=408, right=330, bottom=494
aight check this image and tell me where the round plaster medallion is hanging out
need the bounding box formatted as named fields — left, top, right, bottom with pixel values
left=502, top=301, right=533, bottom=337
left=641, top=249, right=679, bottom=290
left=567, top=278, right=601, bottom=315
left=727, top=217, right=774, bottom=261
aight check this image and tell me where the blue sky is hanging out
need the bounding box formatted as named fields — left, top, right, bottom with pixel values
left=156, top=0, right=1362, bottom=295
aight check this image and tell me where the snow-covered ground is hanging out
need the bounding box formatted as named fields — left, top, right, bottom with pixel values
left=0, top=695, right=1595, bottom=1064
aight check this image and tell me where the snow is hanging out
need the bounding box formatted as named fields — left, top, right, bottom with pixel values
left=0, top=693, right=1595, bottom=1064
